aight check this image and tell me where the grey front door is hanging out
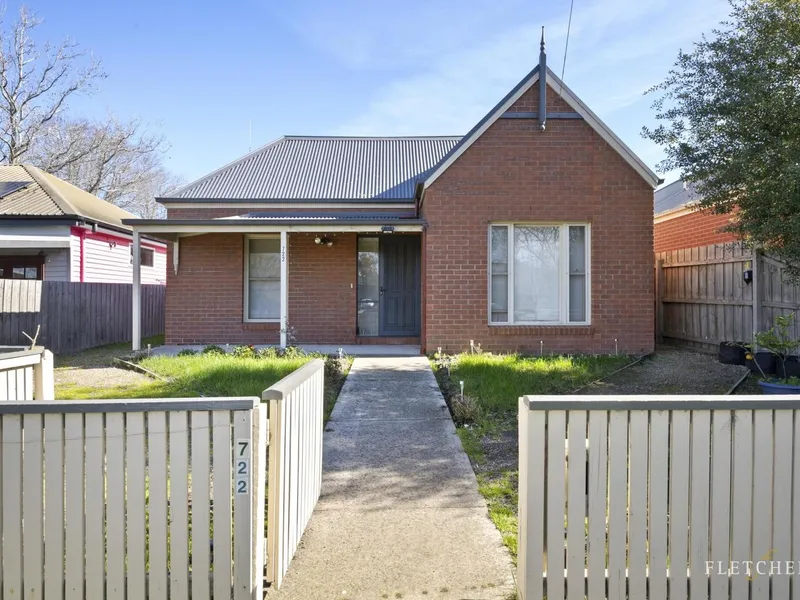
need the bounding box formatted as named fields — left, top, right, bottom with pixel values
left=379, top=236, right=420, bottom=336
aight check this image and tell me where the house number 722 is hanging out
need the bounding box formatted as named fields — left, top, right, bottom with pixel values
left=236, top=439, right=250, bottom=495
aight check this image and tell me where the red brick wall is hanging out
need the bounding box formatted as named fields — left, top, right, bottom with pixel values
left=654, top=209, right=737, bottom=254
left=287, top=233, right=357, bottom=343
left=165, top=233, right=279, bottom=344
left=165, top=232, right=358, bottom=344
left=421, top=83, right=655, bottom=355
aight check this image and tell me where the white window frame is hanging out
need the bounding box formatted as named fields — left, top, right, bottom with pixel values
left=488, top=222, right=591, bottom=326
left=243, top=234, right=281, bottom=323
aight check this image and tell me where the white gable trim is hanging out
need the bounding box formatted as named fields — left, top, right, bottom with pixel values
left=423, top=68, right=660, bottom=190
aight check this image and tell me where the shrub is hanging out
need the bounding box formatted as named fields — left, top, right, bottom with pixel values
left=232, top=344, right=257, bottom=358
left=256, top=346, right=279, bottom=359
left=201, top=344, right=226, bottom=356
left=450, top=394, right=483, bottom=426
left=176, top=348, right=197, bottom=357
left=280, top=345, right=306, bottom=359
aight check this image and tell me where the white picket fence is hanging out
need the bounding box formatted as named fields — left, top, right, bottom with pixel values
left=518, top=395, right=800, bottom=600
left=0, top=347, right=54, bottom=401
left=0, top=397, right=268, bottom=600
left=263, top=358, right=325, bottom=588
left=0, top=357, right=325, bottom=598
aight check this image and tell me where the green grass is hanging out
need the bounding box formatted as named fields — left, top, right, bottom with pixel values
left=57, top=348, right=352, bottom=418
left=477, top=471, right=519, bottom=557
left=450, top=353, right=632, bottom=415
left=434, top=352, right=633, bottom=562
left=57, top=353, right=311, bottom=400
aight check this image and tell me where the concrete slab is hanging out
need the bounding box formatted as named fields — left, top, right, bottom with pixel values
left=266, top=356, right=515, bottom=600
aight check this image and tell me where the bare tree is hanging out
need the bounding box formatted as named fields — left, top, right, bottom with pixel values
left=0, top=6, right=103, bottom=164
left=0, top=6, right=179, bottom=217
left=29, top=116, right=179, bottom=217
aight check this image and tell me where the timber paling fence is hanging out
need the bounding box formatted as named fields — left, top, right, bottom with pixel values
left=518, top=395, right=800, bottom=600
left=656, top=242, right=800, bottom=353
left=0, top=280, right=165, bottom=355
left=0, top=357, right=325, bottom=599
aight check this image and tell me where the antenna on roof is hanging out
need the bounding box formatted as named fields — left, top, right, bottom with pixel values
left=559, top=0, right=575, bottom=97
left=539, top=27, right=547, bottom=131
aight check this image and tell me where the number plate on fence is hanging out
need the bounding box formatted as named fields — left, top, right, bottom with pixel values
left=236, top=439, right=250, bottom=495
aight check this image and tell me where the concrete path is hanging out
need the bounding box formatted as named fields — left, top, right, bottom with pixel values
left=267, top=356, right=515, bottom=600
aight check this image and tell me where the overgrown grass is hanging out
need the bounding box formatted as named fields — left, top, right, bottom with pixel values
left=448, top=353, right=632, bottom=415
left=433, top=352, right=633, bottom=562
left=57, top=351, right=352, bottom=414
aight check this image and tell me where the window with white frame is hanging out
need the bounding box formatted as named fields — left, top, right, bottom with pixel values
left=245, top=237, right=281, bottom=321
left=489, top=224, right=589, bottom=324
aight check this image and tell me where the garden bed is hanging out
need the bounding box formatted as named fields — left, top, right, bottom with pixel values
left=432, top=352, right=632, bottom=560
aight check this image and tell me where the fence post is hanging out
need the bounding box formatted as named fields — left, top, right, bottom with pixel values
left=655, top=259, right=665, bottom=343
left=33, top=349, right=54, bottom=400
left=517, top=396, right=546, bottom=600
left=752, top=249, right=761, bottom=344
left=252, top=404, right=268, bottom=599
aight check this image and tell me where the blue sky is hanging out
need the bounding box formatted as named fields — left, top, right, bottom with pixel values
left=13, top=0, right=731, bottom=186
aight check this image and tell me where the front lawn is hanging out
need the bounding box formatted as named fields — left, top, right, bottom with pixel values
left=57, top=348, right=352, bottom=421
left=432, top=352, right=633, bottom=560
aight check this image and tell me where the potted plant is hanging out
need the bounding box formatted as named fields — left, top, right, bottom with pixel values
left=749, top=314, right=800, bottom=394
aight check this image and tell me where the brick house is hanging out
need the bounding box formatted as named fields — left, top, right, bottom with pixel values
left=126, top=48, right=660, bottom=354
left=654, top=178, right=737, bottom=254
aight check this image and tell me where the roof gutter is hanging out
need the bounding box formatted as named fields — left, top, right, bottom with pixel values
left=156, top=196, right=420, bottom=205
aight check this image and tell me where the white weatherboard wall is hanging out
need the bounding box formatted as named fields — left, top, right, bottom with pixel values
left=43, top=249, right=69, bottom=282
left=69, top=230, right=167, bottom=284
left=69, top=233, right=81, bottom=281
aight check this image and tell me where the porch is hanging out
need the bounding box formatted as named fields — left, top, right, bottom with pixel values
left=125, top=214, right=425, bottom=351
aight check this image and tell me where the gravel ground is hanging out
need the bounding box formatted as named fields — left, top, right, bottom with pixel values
left=577, top=347, right=748, bottom=395
left=55, top=366, right=151, bottom=389
left=55, top=339, right=154, bottom=390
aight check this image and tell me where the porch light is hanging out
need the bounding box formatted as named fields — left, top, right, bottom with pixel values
left=314, top=236, right=334, bottom=247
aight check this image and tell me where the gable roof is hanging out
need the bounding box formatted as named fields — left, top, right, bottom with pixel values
left=167, top=136, right=461, bottom=202
left=423, top=66, right=661, bottom=189
left=654, top=178, right=699, bottom=215
left=0, top=164, right=138, bottom=230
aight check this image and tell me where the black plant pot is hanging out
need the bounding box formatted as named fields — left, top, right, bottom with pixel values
left=747, top=351, right=777, bottom=375
left=778, top=357, right=800, bottom=379
left=719, top=342, right=746, bottom=366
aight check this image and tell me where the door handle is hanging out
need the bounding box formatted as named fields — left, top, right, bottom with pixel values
left=379, top=287, right=386, bottom=295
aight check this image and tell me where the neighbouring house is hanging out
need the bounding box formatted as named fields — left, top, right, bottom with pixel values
left=654, top=178, right=737, bottom=253
left=126, top=42, right=660, bottom=354
left=0, top=164, right=166, bottom=283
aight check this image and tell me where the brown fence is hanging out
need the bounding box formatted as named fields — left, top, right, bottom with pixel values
left=655, top=242, right=800, bottom=353
left=0, top=281, right=165, bottom=354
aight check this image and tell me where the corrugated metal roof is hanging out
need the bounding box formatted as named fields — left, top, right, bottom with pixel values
left=169, top=136, right=461, bottom=201
left=654, top=179, right=700, bottom=215
left=0, top=164, right=138, bottom=229
left=0, top=166, right=62, bottom=216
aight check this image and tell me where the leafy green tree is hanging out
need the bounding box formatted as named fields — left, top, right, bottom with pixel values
left=643, top=0, right=800, bottom=276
